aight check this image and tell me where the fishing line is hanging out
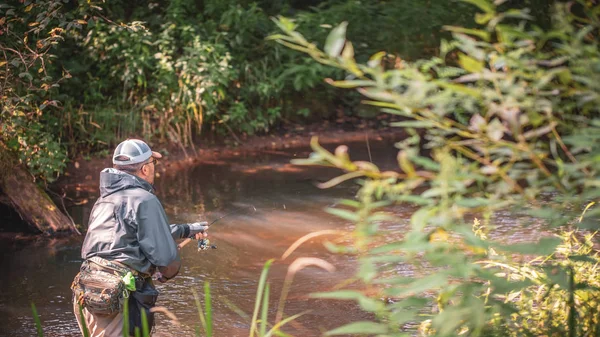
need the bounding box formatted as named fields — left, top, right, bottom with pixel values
left=208, top=204, right=257, bottom=226
left=178, top=204, right=257, bottom=251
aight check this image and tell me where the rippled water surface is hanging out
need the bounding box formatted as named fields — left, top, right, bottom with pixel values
left=0, top=139, right=548, bottom=337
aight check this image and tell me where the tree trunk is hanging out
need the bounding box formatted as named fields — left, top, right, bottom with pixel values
left=0, top=142, right=78, bottom=235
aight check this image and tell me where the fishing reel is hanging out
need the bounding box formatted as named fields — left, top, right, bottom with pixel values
left=190, top=205, right=256, bottom=252
left=197, top=238, right=217, bottom=251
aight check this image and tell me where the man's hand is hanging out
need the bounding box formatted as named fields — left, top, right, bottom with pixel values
left=188, top=222, right=209, bottom=239
left=152, top=271, right=168, bottom=283
left=195, top=230, right=208, bottom=240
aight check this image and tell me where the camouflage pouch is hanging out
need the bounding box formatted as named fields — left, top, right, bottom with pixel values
left=71, top=257, right=132, bottom=316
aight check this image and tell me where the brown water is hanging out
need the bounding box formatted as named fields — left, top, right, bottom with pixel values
left=0, top=139, right=548, bottom=337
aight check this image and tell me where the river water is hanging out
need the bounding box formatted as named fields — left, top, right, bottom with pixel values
left=0, top=138, right=548, bottom=337
left=0, top=139, right=399, bottom=337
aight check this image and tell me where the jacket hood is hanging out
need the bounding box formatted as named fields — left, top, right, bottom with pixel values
left=99, top=168, right=154, bottom=197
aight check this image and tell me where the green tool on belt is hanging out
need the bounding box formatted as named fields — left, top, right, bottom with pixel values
left=122, top=271, right=136, bottom=291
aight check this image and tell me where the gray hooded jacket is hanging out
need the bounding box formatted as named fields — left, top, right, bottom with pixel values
left=81, top=168, right=185, bottom=277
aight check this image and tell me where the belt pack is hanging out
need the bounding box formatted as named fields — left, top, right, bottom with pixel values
left=72, top=257, right=139, bottom=316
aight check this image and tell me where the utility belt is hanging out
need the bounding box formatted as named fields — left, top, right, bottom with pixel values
left=71, top=256, right=150, bottom=316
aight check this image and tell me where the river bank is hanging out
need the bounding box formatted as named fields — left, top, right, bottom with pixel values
left=1, top=116, right=405, bottom=245
left=53, top=115, right=404, bottom=191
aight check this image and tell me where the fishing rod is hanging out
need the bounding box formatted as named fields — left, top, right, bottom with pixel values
left=178, top=205, right=257, bottom=251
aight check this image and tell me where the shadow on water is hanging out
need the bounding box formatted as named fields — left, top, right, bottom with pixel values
left=0, top=138, right=552, bottom=336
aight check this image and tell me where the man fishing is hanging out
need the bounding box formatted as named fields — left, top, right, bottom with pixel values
left=72, top=138, right=208, bottom=336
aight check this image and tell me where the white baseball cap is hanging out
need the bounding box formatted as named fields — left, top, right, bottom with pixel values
left=112, top=139, right=162, bottom=165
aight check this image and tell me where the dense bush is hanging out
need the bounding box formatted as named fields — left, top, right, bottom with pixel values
left=480, top=226, right=600, bottom=337
left=0, top=0, right=102, bottom=182
left=61, top=0, right=477, bottom=140
left=2, top=0, right=482, bottom=181
left=272, top=0, right=600, bottom=335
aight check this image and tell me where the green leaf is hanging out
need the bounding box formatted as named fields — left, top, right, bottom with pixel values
left=367, top=254, right=407, bottom=263
left=435, top=81, right=482, bottom=97
left=311, top=290, right=364, bottom=300
left=377, top=276, right=415, bottom=286
left=327, top=79, right=374, bottom=88
left=456, top=198, right=491, bottom=207
left=370, top=242, right=405, bottom=254
left=461, top=0, right=495, bottom=14
left=388, top=296, right=429, bottom=310
left=410, top=207, right=431, bottom=230
left=272, top=16, right=297, bottom=32
left=443, top=26, right=490, bottom=41
left=367, top=212, right=396, bottom=222
left=324, top=22, right=348, bottom=57
left=411, top=156, right=440, bottom=171
left=481, top=270, right=534, bottom=293
left=389, top=308, right=420, bottom=325
left=326, top=208, right=360, bottom=222
left=391, top=120, right=435, bottom=128
left=568, top=255, right=598, bottom=263
left=359, top=259, right=378, bottom=282
left=357, top=297, right=385, bottom=313
left=458, top=53, right=484, bottom=73
left=395, top=272, right=448, bottom=296
left=433, top=300, right=484, bottom=335
left=495, top=237, right=561, bottom=255
left=323, top=241, right=357, bottom=254
left=337, top=199, right=361, bottom=208
left=325, top=322, right=388, bottom=336
left=394, top=195, right=435, bottom=206
left=475, top=12, right=495, bottom=25
left=19, top=72, right=33, bottom=81
left=542, top=265, right=570, bottom=289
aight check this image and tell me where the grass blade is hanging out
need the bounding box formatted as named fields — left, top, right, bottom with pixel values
left=568, top=266, right=575, bottom=337
left=205, top=282, right=213, bottom=337
left=122, top=297, right=130, bottom=337
left=219, top=296, right=250, bottom=321
left=76, top=304, right=91, bottom=337
left=193, top=288, right=208, bottom=337
left=30, top=303, right=43, bottom=337
left=141, top=309, right=149, bottom=337
left=250, top=259, right=275, bottom=337
left=280, top=230, right=341, bottom=260
left=275, top=257, right=335, bottom=323
left=260, top=283, right=271, bottom=336
left=265, top=311, right=309, bottom=337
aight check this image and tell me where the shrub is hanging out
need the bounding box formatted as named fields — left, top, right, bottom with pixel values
left=271, top=0, right=600, bottom=335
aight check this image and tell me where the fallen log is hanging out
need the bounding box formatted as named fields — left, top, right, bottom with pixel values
left=0, top=142, right=78, bottom=235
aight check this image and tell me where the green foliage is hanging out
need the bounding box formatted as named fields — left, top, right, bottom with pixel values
left=0, top=0, right=100, bottom=182
left=2, top=0, right=483, bottom=180
left=480, top=228, right=600, bottom=337
left=273, top=0, right=600, bottom=336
